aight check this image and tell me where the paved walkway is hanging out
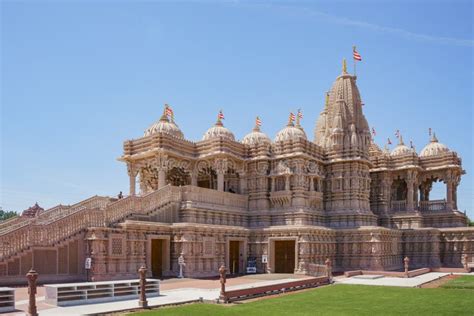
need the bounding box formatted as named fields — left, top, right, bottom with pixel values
left=5, top=274, right=310, bottom=316
left=334, top=272, right=473, bottom=287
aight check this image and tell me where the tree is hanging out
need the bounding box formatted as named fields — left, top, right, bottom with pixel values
left=0, top=207, right=18, bottom=221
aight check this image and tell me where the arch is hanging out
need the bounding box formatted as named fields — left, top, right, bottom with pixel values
left=166, top=167, right=190, bottom=186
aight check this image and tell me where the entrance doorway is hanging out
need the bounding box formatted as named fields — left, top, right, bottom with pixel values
left=229, top=241, right=240, bottom=274
left=274, top=240, right=295, bottom=273
left=151, top=239, right=163, bottom=278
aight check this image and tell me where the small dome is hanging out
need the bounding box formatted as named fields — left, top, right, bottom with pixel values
left=242, top=120, right=270, bottom=146
left=420, top=133, right=450, bottom=157
left=22, top=202, right=44, bottom=218
left=390, top=135, right=415, bottom=157
left=275, top=122, right=307, bottom=142
left=202, top=120, right=235, bottom=141
left=144, top=106, right=184, bottom=139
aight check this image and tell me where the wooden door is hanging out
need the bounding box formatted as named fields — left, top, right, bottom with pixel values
left=229, top=241, right=240, bottom=274
left=151, top=239, right=163, bottom=278
left=274, top=240, right=295, bottom=273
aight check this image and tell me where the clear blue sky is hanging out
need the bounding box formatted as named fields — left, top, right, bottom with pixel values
left=1, top=1, right=472, bottom=218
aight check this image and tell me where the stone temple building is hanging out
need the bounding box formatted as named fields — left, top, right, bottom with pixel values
left=0, top=60, right=472, bottom=284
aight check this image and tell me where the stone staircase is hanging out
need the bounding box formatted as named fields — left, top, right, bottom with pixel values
left=0, top=185, right=179, bottom=263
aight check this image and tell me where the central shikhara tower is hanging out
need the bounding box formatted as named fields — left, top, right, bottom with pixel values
left=0, top=60, right=472, bottom=284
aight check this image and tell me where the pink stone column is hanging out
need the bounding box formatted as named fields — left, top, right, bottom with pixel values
left=219, top=265, right=227, bottom=302
left=26, top=269, right=38, bottom=316
left=404, top=256, right=410, bottom=278
left=325, top=258, right=333, bottom=282
left=138, top=266, right=148, bottom=308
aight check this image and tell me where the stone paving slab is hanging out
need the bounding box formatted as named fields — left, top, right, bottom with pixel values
left=8, top=278, right=304, bottom=316
left=335, top=272, right=449, bottom=287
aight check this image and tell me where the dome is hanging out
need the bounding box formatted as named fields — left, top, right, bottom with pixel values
left=420, top=133, right=450, bottom=157
left=242, top=120, right=270, bottom=146
left=22, top=202, right=44, bottom=218
left=144, top=106, right=184, bottom=139
left=202, top=120, right=235, bottom=141
left=390, top=135, right=415, bottom=157
left=275, top=120, right=307, bottom=142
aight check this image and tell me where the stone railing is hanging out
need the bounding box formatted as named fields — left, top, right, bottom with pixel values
left=419, top=199, right=447, bottom=212
left=391, top=200, right=407, bottom=212
left=0, top=185, right=247, bottom=261
left=180, top=186, right=248, bottom=211
left=0, top=216, right=32, bottom=235
left=105, top=185, right=177, bottom=223
left=0, top=186, right=178, bottom=261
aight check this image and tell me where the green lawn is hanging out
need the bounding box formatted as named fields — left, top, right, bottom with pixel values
left=132, top=284, right=474, bottom=316
left=442, top=275, right=474, bottom=290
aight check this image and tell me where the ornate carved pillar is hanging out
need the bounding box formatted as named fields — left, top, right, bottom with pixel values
left=191, top=170, right=198, bottom=186
left=215, top=159, right=226, bottom=192
left=446, top=170, right=454, bottom=211
left=157, top=154, right=168, bottom=189
left=406, top=171, right=417, bottom=211
left=239, top=172, right=247, bottom=194
left=270, top=177, right=275, bottom=192
left=382, top=176, right=392, bottom=213
left=309, top=176, right=314, bottom=191
left=285, top=175, right=291, bottom=191
left=127, top=163, right=139, bottom=196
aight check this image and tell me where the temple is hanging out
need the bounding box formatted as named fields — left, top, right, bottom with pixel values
left=0, top=61, right=472, bottom=284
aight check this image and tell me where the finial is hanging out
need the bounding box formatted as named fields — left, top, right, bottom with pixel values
left=399, top=134, right=404, bottom=145
left=431, top=132, right=438, bottom=143
left=342, top=58, right=347, bottom=74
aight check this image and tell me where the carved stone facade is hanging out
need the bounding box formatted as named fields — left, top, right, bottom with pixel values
left=0, top=61, right=472, bottom=284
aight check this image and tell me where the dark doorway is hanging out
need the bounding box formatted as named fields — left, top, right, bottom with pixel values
left=151, top=239, right=163, bottom=278
left=229, top=241, right=240, bottom=274
left=274, top=240, right=295, bottom=273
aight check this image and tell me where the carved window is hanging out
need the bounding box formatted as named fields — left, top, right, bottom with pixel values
left=109, top=234, right=125, bottom=257
left=202, top=237, right=215, bottom=258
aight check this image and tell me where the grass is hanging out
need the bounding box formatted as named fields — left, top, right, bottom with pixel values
left=131, top=284, right=474, bottom=316
left=442, top=275, right=474, bottom=290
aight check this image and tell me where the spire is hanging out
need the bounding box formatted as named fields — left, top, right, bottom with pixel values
left=431, top=132, right=438, bottom=143
left=398, top=134, right=404, bottom=145
left=342, top=58, right=348, bottom=74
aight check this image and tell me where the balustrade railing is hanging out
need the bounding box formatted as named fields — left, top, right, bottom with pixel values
left=419, top=199, right=447, bottom=212
left=391, top=200, right=407, bottom=212
left=180, top=185, right=248, bottom=210
left=0, top=184, right=249, bottom=261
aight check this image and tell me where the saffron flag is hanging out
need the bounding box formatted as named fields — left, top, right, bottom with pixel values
left=165, top=105, right=174, bottom=118
left=388, top=138, right=392, bottom=145
left=395, top=130, right=400, bottom=138
left=289, top=112, right=296, bottom=122
left=353, top=47, right=362, bottom=61
left=297, top=109, right=303, bottom=119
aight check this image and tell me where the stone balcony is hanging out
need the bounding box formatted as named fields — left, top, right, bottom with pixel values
left=391, top=199, right=451, bottom=213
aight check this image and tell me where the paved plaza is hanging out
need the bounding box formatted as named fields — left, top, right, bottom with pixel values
left=4, top=272, right=472, bottom=315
